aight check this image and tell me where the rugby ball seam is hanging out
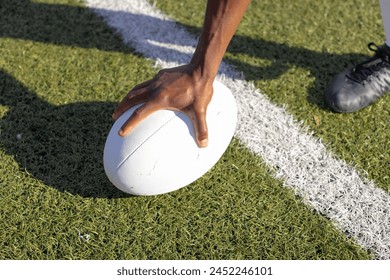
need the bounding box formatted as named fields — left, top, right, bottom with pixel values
left=116, top=112, right=183, bottom=171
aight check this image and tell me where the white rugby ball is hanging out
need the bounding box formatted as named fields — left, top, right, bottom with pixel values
left=103, top=80, right=237, bottom=196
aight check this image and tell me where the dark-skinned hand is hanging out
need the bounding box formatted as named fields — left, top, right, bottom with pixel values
left=112, top=64, right=214, bottom=148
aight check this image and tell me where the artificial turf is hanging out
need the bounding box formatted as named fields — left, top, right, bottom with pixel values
left=0, top=0, right=386, bottom=259
left=154, top=0, right=389, bottom=192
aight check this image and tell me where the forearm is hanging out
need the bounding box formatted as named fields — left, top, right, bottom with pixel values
left=191, top=0, right=251, bottom=79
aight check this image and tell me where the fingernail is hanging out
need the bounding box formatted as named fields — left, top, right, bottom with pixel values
left=199, top=139, right=208, bottom=148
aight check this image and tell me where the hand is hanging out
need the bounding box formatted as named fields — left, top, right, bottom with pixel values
left=112, top=64, right=214, bottom=148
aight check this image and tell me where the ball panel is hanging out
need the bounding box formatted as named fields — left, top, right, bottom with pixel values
left=114, top=112, right=200, bottom=195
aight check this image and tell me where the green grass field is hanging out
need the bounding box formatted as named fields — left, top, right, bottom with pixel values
left=0, top=0, right=388, bottom=260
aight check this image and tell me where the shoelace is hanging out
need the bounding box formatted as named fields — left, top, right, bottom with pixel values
left=346, top=42, right=390, bottom=84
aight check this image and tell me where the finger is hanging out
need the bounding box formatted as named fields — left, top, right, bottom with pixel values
left=194, top=110, right=209, bottom=148
left=112, top=85, right=151, bottom=120
left=187, top=107, right=209, bottom=148
left=118, top=101, right=162, bottom=137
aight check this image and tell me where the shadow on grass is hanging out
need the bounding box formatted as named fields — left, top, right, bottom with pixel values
left=225, top=37, right=368, bottom=109
left=1, top=0, right=369, bottom=108
left=0, top=69, right=129, bottom=198
left=0, top=0, right=369, bottom=197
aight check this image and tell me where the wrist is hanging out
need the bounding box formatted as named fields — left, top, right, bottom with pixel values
left=190, top=46, right=222, bottom=81
left=189, top=61, right=217, bottom=87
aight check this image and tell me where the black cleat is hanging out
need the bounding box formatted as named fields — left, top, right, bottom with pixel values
left=325, top=43, right=390, bottom=113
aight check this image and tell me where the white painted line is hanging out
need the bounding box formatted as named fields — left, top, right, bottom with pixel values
left=86, top=0, right=390, bottom=259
